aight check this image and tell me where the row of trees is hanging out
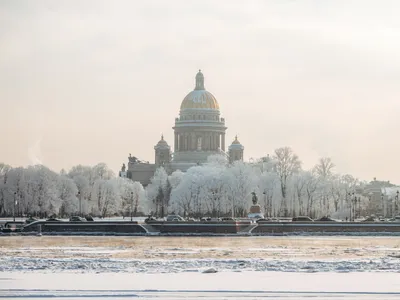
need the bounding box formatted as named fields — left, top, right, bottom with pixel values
left=0, top=146, right=376, bottom=219
left=0, top=163, right=146, bottom=218
left=146, top=148, right=369, bottom=219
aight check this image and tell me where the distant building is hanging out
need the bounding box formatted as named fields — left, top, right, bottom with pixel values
left=362, top=178, right=399, bottom=216
left=120, top=70, right=244, bottom=185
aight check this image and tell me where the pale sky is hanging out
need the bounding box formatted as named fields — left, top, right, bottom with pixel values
left=1, top=0, right=400, bottom=183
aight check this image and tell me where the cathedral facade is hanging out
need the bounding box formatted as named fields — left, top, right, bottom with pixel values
left=120, top=70, right=244, bottom=185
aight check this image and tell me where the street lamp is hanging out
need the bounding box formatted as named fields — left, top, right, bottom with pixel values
left=381, top=193, right=384, bottom=218
left=348, top=192, right=355, bottom=221
left=395, top=190, right=399, bottom=216
left=354, top=196, right=360, bottom=219
left=13, top=192, right=17, bottom=222
left=77, top=191, right=81, bottom=216
left=130, top=191, right=133, bottom=221
left=263, top=191, right=267, bottom=218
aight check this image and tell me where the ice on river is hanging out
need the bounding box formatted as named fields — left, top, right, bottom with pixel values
left=1, top=271, right=400, bottom=299
left=1, top=236, right=400, bottom=299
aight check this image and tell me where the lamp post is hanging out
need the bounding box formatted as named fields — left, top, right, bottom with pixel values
left=381, top=193, right=384, bottom=218
left=354, top=196, right=359, bottom=220
left=130, top=191, right=133, bottom=221
left=13, top=192, right=17, bottom=222
left=78, top=191, right=81, bottom=216
left=349, top=192, right=355, bottom=221
left=347, top=192, right=351, bottom=222
left=263, top=191, right=267, bottom=218
left=395, top=190, right=399, bottom=216
left=230, top=195, right=235, bottom=219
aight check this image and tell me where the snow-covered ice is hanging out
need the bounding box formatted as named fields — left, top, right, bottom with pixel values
left=1, top=272, right=400, bottom=299
left=1, top=236, right=400, bottom=299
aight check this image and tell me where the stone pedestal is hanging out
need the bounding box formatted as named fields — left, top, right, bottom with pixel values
left=249, top=204, right=261, bottom=214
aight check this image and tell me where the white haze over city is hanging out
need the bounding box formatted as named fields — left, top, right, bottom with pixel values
left=1, top=1, right=400, bottom=183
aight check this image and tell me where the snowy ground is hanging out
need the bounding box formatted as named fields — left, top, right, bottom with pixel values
left=2, top=271, right=400, bottom=299
left=1, top=236, right=400, bottom=299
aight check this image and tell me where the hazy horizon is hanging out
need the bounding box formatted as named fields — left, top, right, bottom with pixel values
left=1, top=0, right=400, bottom=183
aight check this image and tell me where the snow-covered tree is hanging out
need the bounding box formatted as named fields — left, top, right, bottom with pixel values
left=273, top=147, right=302, bottom=216
left=146, top=167, right=168, bottom=216
left=57, top=175, right=78, bottom=216
left=223, top=161, right=257, bottom=217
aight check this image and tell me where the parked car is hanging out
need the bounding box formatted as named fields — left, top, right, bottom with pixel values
left=247, top=213, right=264, bottom=219
left=317, top=216, right=337, bottom=222
left=256, top=218, right=273, bottom=223
left=362, top=216, right=378, bottom=222
left=69, top=216, right=87, bottom=222
left=25, top=217, right=38, bottom=224
left=85, top=215, right=94, bottom=221
left=166, top=215, right=184, bottom=222
left=46, top=217, right=62, bottom=222
left=390, top=216, right=400, bottom=223
left=145, top=216, right=156, bottom=223
left=292, top=216, right=314, bottom=222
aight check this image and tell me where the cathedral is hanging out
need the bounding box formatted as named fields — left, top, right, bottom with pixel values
left=119, top=70, right=244, bottom=185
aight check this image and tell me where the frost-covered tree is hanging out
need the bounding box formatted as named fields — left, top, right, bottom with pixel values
left=258, top=170, right=279, bottom=217
left=57, top=175, right=78, bottom=216
left=223, top=161, right=257, bottom=217
left=314, top=157, right=335, bottom=179
left=0, top=154, right=372, bottom=219
left=273, top=147, right=302, bottom=216
left=90, top=179, right=120, bottom=217
left=170, top=166, right=204, bottom=217
left=146, top=167, right=168, bottom=216
left=115, top=177, right=145, bottom=218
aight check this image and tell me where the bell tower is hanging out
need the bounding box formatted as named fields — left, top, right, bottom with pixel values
left=154, top=134, right=171, bottom=167
left=228, top=135, right=244, bottom=163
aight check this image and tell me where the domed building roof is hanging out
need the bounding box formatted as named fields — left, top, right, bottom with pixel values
left=154, top=134, right=170, bottom=150
left=180, top=70, right=220, bottom=110
left=229, top=135, right=244, bottom=150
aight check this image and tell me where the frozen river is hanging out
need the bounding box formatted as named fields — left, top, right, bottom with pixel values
left=1, top=236, right=400, bottom=299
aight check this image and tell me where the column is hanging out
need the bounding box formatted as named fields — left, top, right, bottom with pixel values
left=217, top=133, right=221, bottom=149
left=184, top=133, right=188, bottom=151
left=221, top=133, right=225, bottom=151
left=179, top=134, right=184, bottom=152
left=201, top=133, right=206, bottom=150
left=191, top=132, right=196, bottom=150
left=174, top=132, right=178, bottom=152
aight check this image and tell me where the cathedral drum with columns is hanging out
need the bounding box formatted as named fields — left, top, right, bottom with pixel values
left=121, top=70, right=245, bottom=186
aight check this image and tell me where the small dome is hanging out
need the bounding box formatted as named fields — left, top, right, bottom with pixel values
left=154, top=134, right=170, bottom=150
left=231, top=135, right=241, bottom=145
left=180, top=70, right=220, bottom=110
left=229, top=135, right=244, bottom=150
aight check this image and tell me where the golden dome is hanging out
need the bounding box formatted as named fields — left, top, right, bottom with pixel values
left=231, top=135, right=241, bottom=145
left=180, top=70, right=220, bottom=110
left=229, top=135, right=244, bottom=150
left=180, top=90, right=219, bottom=110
